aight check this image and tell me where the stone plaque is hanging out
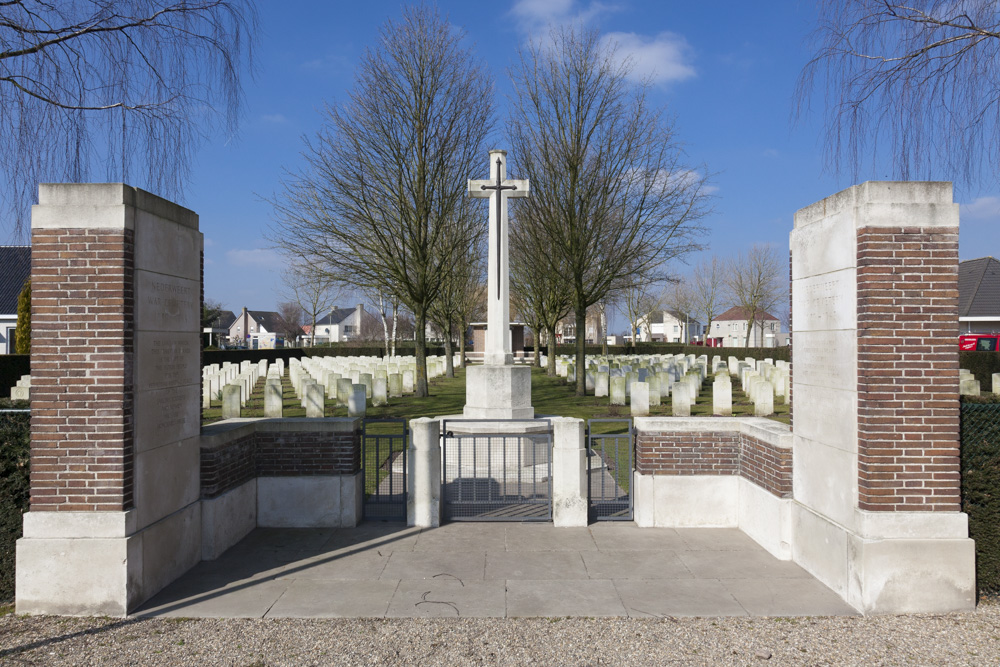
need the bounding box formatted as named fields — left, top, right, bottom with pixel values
left=136, top=270, right=200, bottom=333
left=135, top=331, right=200, bottom=391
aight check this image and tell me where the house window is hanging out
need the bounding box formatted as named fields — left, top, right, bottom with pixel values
left=344, top=325, right=357, bottom=335
left=673, top=325, right=679, bottom=333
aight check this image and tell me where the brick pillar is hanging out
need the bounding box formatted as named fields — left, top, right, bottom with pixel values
left=790, top=182, right=973, bottom=614
left=17, top=184, right=203, bottom=616
left=30, top=222, right=135, bottom=511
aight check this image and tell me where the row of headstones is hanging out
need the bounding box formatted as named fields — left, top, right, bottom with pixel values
left=959, top=370, right=1000, bottom=396
left=7, top=374, right=29, bottom=401
left=553, top=354, right=791, bottom=418
left=210, top=354, right=461, bottom=420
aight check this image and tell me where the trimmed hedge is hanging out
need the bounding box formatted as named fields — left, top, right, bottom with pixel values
left=548, top=343, right=790, bottom=363
left=961, top=401, right=1000, bottom=596
left=0, top=355, right=29, bottom=396
left=961, top=350, right=1000, bottom=390
left=202, top=343, right=447, bottom=367
left=0, top=399, right=29, bottom=602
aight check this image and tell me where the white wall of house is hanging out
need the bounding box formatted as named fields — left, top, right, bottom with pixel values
left=0, top=314, right=17, bottom=354
left=635, top=311, right=703, bottom=343
left=960, top=317, right=1000, bottom=334
left=711, top=318, right=780, bottom=347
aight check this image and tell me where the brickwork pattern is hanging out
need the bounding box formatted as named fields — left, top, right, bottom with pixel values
left=635, top=432, right=739, bottom=476
left=856, top=226, right=961, bottom=512
left=740, top=434, right=793, bottom=498
left=256, top=430, right=360, bottom=476
left=29, top=228, right=135, bottom=511
left=636, top=430, right=792, bottom=498
left=201, top=426, right=361, bottom=498
left=200, top=433, right=255, bottom=499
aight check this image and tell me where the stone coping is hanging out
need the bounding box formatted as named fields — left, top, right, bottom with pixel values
left=201, top=418, right=360, bottom=450
left=634, top=417, right=792, bottom=450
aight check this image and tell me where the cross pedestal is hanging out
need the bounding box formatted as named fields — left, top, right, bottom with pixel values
left=463, top=149, right=533, bottom=419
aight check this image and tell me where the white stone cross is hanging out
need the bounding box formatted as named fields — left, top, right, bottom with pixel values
left=468, top=149, right=529, bottom=366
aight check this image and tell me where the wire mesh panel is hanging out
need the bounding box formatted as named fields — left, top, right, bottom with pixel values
left=361, top=418, right=407, bottom=521
left=441, top=420, right=552, bottom=521
left=587, top=419, right=634, bottom=521
left=960, top=401, right=1000, bottom=595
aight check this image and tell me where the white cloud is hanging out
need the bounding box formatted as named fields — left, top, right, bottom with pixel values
left=762, top=148, right=779, bottom=158
left=511, top=0, right=617, bottom=36
left=960, top=196, right=1000, bottom=221
left=225, top=248, right=283, bottom=268
left=260, top=113, right=287, bottom=125
left=601, top=31, right=695, bottom=84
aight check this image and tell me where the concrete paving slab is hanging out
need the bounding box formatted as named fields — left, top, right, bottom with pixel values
left=413, top=524, right=507, bottom=552
left=614, top=579, right=748, bottom=617
left=265, top=580, right=398, bottom=618
left=135, top=575, right=290, bottom=618
left=381, top=551, right=487, bottom=581
left=319, top=523, right=419, bottom=554
left=504, top=525, right=597, bottom=551
left=506, top=579, right=627, bottom=617
left=277, top=551, right=389, bottom=581
left=386, top=579, right=507, bottom=618
left=485, top=551, right=588, bottom=580
left=674, top=527, right=760, bottom=551
left=582, top=550, right=693, bottom=580
left=677, top=550, right=813, bottom=580
left=589, top=524, right=687, bottom=551
left=721, top=578, right=859, bottom=616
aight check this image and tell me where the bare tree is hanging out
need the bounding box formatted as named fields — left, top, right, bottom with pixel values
left=726, top=244, right=783, bottom=347
left=799, top=0, right=1000, bottom=184
left=661, top=279, right=698, bottom=343
left=0, top=1, right=257, bottom=237
left=281, top=262, right=340, bottom=347
left=269, top=5, right=493, bottom=397
left=617, top=265, right=667, bottom=346
left=510, top=201, right=572, bottom=376
left=275, top=301, right=304, bottom=345
left=691, top=255, right=728, bottom=345
left=509, top=26, right=709, bottom=395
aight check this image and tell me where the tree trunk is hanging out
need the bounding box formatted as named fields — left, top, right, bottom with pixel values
left=415, top=309, right=429, bottom=397
left=744, top=316, right=753, bottom=347
left=532, top=328, right=540, bottom=367
left=311, top=313, right=317, bottom=348
left=379, top=294, right=390, bottom=358
left=575, top=306, right=587, bottom=396
left=458, top=321, right=466, bottom=369
left=444, top=317, right=455, bottom=378
left=600, top=306, right=607, bottom=356
left=391, top=302, right=398, bottom=358
left=547, top=326, right=557, bottom=376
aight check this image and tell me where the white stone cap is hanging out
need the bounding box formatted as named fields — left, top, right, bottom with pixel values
left=633, top=416, right=792, bottom=449
left=33, top=183, right=199, bottom=230
left=793, top=181, right=957, bottom=230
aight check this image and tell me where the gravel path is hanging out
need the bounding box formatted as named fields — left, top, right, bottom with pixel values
left=0, top=601, right=998, bottom=666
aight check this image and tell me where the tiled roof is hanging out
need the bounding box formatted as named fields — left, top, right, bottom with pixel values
left=959, top=256, right=1000, bottom=317
left=316, top=307, right=357, bottom=326
left=248, top=310, right=290, bottom=334
left=0, top=246, right=31, bottom=315
left=715, top=305, right=779, bottom=322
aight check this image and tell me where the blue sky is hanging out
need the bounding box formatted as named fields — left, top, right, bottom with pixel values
left=183, top=0, right=999, bottom=332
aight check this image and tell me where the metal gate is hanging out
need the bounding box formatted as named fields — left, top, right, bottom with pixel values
left=440, top=419, right=552, bottom=521
left=587, top=419, right=634, bottom=521
left=361, top=418, right=408, bottom=520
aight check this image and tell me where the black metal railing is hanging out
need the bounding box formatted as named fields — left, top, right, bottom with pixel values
left=586, top=419, right=633, bottom=521
left=361, top=418, right=408, bottom=521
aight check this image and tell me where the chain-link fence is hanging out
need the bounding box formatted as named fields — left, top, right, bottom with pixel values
left=961, top=401, right=1000, bottom=596
left=0, top=406, right=30, bottom=602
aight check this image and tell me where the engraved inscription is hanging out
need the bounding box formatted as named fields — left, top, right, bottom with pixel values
left=147, top=337, right=194, bottom=389
left=145, top=280, right=196, bottom=318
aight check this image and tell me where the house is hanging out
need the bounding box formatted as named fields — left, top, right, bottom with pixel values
left=228, top=307, right=294, bottom=349
left=555, top=307, right=604, bottom=344
left=0, top=246, right=31, bottom=354
left=311, top=304, right=371, bottom=344
left=959, top=256, right=1000, bottom=334
left=633, top=309, right=704, bottom=343
left=710, top=306, right=781, bottom=347
left=203, top=309, right=236, bottom=348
